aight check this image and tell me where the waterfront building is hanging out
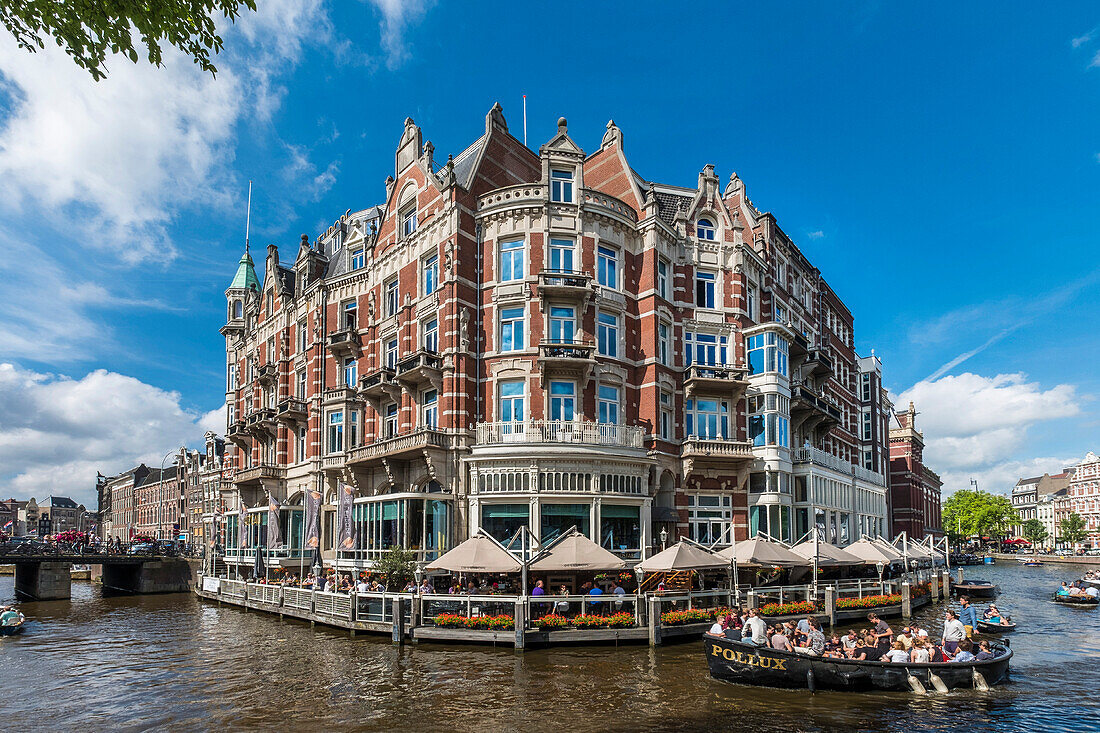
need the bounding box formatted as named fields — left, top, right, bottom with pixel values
left=0, top=498, right=29, bottom=535
left=887, top=403, right=943, bottom=539
left=23, top=496, right=87, bottom=536
left=102, top=465, right=149, bottom=541
left=1011, top=469, right=1072, bottom=544
left=1067, top=451, right=1100, bottom=549
left=219, top=107, right=891, bottom=573
left=194, top=432, right=230, bottom=550
left=133, top=467, right=183, bottom=540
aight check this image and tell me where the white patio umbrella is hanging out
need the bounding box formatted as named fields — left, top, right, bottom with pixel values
left=636, top=541, right=727, bottom=572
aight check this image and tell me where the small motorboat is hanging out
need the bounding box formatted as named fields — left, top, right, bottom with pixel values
left=977, top=619, right=1016, bottom=633
left=704, top=635, right=1012, bottom=692
left=0, top=612, right=25, bottom=636
left=952, top=579, right=998, bottom=598
left=1018, top=558, right=1042, bottom=567
left=1052, top=592, right=1099, bottom=607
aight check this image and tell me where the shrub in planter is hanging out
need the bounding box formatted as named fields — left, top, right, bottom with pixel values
left=661, top=609, right=715, bottom=626
left=434, top=613, right=514, bottom=630
left=835, top=594, right=901, bottom=610
left=758, top=601, right=817, bottom=616
left=533, top=614, right=570, bottom=631
left=605, top=612, right=636, bottom=628
left=571, top=614, right=608, bottom=629
left=434, top=613, right=466, bottom=628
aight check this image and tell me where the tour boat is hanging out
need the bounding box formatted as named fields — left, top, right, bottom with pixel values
left=977, top=619, right=1016, bottom=633
left=1, top=613, right=25, bottom=636
left=1052, top=592, right=1099, bottom=607
left=951, top=579, right=998, bottom=598
left=703, top=635, right=1012, bottom=692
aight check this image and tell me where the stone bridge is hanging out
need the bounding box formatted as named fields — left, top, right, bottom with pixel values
left=3, top=553, right=194, bottom=600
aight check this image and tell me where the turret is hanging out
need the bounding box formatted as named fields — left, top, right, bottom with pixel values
left=221, top=249, right=260, bottom=335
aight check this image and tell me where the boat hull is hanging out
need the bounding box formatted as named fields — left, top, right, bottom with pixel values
left=0, top=622, right=24, bottom=636
left=952, top=581, right=998, bottom=598
left=704, top=636, right=1011, bottom=692
left=1052, top=593, right=1098, bottom=607
left=977, top=620, right=1015, bottom=633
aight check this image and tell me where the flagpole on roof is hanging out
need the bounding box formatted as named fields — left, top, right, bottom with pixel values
left=245, top=179, right=252, bottom=256
left=522, top=94, right=527, bottom=147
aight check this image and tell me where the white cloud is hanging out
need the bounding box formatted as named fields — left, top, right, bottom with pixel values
left=807, top=230, right=824, bottom=239
left=896, top=372, right=1082, bottom=494
left=1072, top=29, right=1096, bottom=49
left=0, top=1, right=329, bottom=264
left=1091, top=49, right=1100, bottom=69
left=938, top=456, right=1080, bottom=497
left=0, top=363, right=221, bottom=506
left=367, top=0, right=434, bottom=69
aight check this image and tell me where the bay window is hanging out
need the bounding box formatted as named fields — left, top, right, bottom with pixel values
left=686, top=398, right=729, bottom=439
left=597, top=311, right=618, bottom=357
left=327, top=412, right=343, bottom=454
left=549, top=381, right=575, bottom=421
left=747, top=332, right=789, bottom=376
left=748, top=393, right=790, bottom=448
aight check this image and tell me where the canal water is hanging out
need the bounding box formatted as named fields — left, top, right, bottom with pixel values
left=1, top=563, right=1098, bottom=732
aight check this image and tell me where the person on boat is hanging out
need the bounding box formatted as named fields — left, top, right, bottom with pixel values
left=707, top=616, right=728, bottom=636
left=983, top=605, right=1010, bottom=625
left=1085, top=585, right=1099, bottom=599
left=896, top=627, right=915, bottom=650
left=910, top=638, right=931, bottom=663
left=951, top=640, right=977, bottom=663
left=741, top=608, right=768, bottom=646
left=854, top=633, right=883, bottom=661
left=0, top=606, right=20, bottom=625
left=769, top=624, right=794, bottom=652
left=1057, top=582, right=1072, bottom=596
left=974, top=640, right=995, bottom=661
left=793, top=617, right=825, bottom=656
left=942, top=610, right=966, bottom=654
left=883, top=641, right=910, bottom=663
left=958, top=596, right=978, bottom=639
left=841, top=629, right=860, bottom=653
left=867, top=613, right=893, bottom=651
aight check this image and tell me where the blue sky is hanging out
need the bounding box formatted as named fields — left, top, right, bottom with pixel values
left=0, top=1, right=1097, bottom=505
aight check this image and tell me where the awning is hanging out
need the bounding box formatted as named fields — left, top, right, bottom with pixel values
left=717, top=537, right=808, bottom=568
left=529, top=529, right=627, bottom=571
left=425, top=534, right=522, bottom=573
left=636, top=541, right=727, bottom=572
left=843, top=539, right=902, bottom=565
left=789, top=539, right=864, bottom=566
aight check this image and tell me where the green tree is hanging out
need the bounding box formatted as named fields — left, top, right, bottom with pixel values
left=1, top=0, right=258, bottom=81
left=942, top=489, right=1020, bottom=550
left=1021, top=519, right=1048, bottom=547
left=1060, top=513, right=1089, bottom=547
left=373, top=546, right=417, bottom=590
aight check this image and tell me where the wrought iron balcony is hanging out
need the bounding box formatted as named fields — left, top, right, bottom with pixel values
left=475, top=420, right=644, bottom=449
left=684, top=363, right=748, bottom=397
left=537, top=339, right=596, bottom=363
left=327, top=328, right=359, bottom=355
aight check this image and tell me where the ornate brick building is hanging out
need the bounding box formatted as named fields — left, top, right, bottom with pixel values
left=887, top=402, right=943, bottom=539
left=1067, top=451, right=1100, bottom=549
left=219, top=106, right=890, bottom=572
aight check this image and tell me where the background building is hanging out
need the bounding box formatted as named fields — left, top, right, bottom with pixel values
left=887, top=402, right=943, bottom=539
left=219, top=108, right=892, bottom=573
left=1067, top=451, right=1100, bottom=549
left=1012, top=469, right=1073, bottom=546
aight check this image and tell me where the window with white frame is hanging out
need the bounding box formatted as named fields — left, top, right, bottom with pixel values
left=660, top=390, right=673, bottom=440
left=342, top=357, right=357, bottom=387
left=685, top=332, right=728, bottom=367
left=597, top=245, right=618, bottom=288
left=695, top=271, right=716, bottom=308
left=658, top=323, right=671, bottom=366
left=548, top=238, right=575, bottom=273
left=597, top=311, right=618, bottom=358
left=351, top=248, right=365, bottom=270
left=400, top=201, right=417, bottom=238
left=327, top=412, right=344, bottom=454
left=548, top=306, right=575, bottom=344
left=342, top=300, right=357, bottom=330
left=861, top=409, right=873, bottom=441
left=696, top=218, right=716, bottom=241
left=550, top=169, right=573, bottom=202
left=422, top=254, right=438, bottom=296
left=500, top=307, right=525, bottom=352
left=598, top=385, right=620, bottom=424
left=657, top=258, right=669, bottom=300
left=227, top=363, right=237, bottom=391
left=746, top=285, right=757, bottom=320
left=297, top=426, right=307, bottom=462
left=422, top=389, right=438, bottom=428
left=297, top=319, right=307, bottom=353
left=385, top=278, right=399, bottom=317
left=500, top=239, right=524, bottom=282
left=380, top=403, right=398, bottom=438
left=385, top=338, right=398, bottom=369
left=549, top=381, right=575, bottom=421
left=860, top=373, right=872, bottom=402
left=348, top=410, right=359, bottom=448
left=423, top=318, right=438, bottom=353
left=297, top=370, right=306, bottom=399
left=687, top=494, right=732, bottom=545
left=747, top=332, right=789, bottom=376
left=499, top=381, right=524, bottom=422
left=748, top=394, right=790, bottom=448
left=686, top=398, right=729, bottom=440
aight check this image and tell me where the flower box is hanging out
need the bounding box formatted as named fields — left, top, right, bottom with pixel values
left=835, top=594, right=901, bottom=610
left=758, top=600, right=817, bottom=616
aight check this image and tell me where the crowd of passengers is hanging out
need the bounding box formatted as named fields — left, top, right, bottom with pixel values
left=707, top=605, right=1003, bottom=663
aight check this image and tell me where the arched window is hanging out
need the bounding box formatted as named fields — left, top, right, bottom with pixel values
left=398, top=185, right=418, bottom=238
left=697, top=218, right=716, bottom=241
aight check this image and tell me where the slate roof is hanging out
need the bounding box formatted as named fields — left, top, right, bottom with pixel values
left=324, top=206, right=383, bottom=280
left=48, top=496, right=79, bottom=508
left=653, top=190, right=693, bottom=225
left=451, top=134, right=486, bottom=191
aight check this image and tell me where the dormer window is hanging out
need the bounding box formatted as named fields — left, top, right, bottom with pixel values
left=350, top=248, right=365, bottom=270
left=697, top=218, right=716, bottom=241
left=551, top=169, right=574, bottom=203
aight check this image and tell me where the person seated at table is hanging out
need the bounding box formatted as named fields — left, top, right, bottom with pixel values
left=974, top=640, right=995, bottom=661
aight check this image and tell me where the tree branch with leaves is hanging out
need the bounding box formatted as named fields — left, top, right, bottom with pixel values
left=0, top=0, right=258, bottom=81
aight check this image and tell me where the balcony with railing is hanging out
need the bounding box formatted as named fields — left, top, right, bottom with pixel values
left=346, top=428, right=454, bottom=466
left=245, top=407, right=277, bottom=434
left=684, top=363, right=749, bottom=397
left=359, top=367, right=400, bottom=400
left=327, top=328, right=359, bottom=355
left=477, top=183, right=547, bottom=216
left=256, top=364, right=278, bottom=385
left=475, top=420, right=644, bottom=450
left=233, top=463, right=286, bottom=486
left=396, top=350, right=442, bottom=387
left=323, top=386, right=359, bottom=405
left=537, top=269, right=594, bottom=298
left=804, top=349, right=833, bottom=378
left=275, top=397, right=308, bottom=423
left=537, top=339, right=596, bottom=365
left=793, top=446, right=886, bottom=487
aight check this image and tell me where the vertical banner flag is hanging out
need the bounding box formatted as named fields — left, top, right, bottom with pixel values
left=304, top=489, right=322, bottom=549
left=337, top=483, right=356, bottom=550
left=238, top=505, right=248, bottom=549
left=267, top=494, right=282, bottom=549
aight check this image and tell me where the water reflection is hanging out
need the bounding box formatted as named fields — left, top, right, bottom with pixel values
left=1, top=562, right=1098, bottom=731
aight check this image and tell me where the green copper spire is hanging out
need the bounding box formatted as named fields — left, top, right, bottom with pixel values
left=229, top=250, right=260, bottom=290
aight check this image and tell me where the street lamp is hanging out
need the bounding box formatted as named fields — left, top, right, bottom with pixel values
left=634, top=565, right=644, bottom=593
left=414, top=565, right=423, bottom=594
left=659, top=527, right=668, bottom=551
left=876, top=560, right=886, bottom=591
